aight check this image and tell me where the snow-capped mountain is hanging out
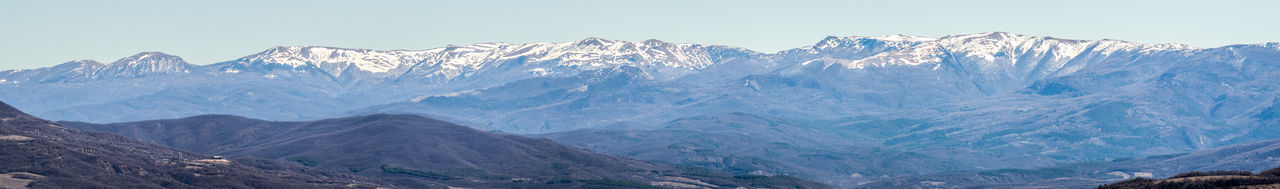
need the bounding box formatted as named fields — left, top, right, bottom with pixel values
left=21, top=33, right=1199, bottom=88
left=96, top=52, right=194, bottom=79
left=777, top=34, right=935, bottom=63
left=0, top=52, right=193, bottom=83
left=195, top=38, right=737, bottom=84
left=786, top=32, right=1192, bottom=76
left=397, top=37, right=733, bottom=85
left=0, top=33, right=1206, bottom=87
left=218, top=46, right=438, bottom=80
left=0, top=60, right=102, bottom=84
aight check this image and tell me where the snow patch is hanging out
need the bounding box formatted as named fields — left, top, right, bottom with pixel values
left=1108, top=171, right=1132, bottom=179
left=528, top=68, right=550, bottom=76
left=869, top=34, right=937, bottom=42
left=921, top=181, right=946, bottom=186
left=241, top=46, right=437, bottom=75
left=568, top=85, right=589, bottom=93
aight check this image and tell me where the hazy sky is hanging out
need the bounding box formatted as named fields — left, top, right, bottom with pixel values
left=1, top=0, right=1277, bottom=70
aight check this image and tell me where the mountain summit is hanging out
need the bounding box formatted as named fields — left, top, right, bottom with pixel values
left=97, top=52, right=193, bottom=78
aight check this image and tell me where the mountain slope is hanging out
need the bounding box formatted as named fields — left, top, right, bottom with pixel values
left=0, top=51, right=198, bottom=84
left=0, top=33, right=1222, bottom=126
left=1099, top=167, right=1280, bottom=189
left=63, top=113, right=827, bottom=188
left=862, top=138, right=1280, bottom=188
left=0, top=100, right=386, bottom=188
left=96, top=52, right=195, bottom=79
left=541, top=113, right=974, bottom=188
left=216, top=46, right=438, bottom=82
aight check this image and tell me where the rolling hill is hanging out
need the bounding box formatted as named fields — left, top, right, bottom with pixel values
left=0, top=100, right=389, bottom=188
left=63, top=113, right=827, bottom=188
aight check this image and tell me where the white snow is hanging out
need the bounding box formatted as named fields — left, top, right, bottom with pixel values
left=9, top=32, right=1211, bottom=83
left=869, top=34, right=937, bottom=42
left=528, top=68, right=550, bottom=76
left=1108, top=171, right=1132, bottom=179
left=810, top=32, right=1198, bottom=76
left=411, top=37, right=716, bottom=81
left=238, top=46, right=437, bottom=75
left=569, top=85, right=589, bottom=93
left=838, top=44, right=946, bottom=69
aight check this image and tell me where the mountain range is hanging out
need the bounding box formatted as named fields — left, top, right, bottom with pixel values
left=2, top=32, right=1278, bottom=188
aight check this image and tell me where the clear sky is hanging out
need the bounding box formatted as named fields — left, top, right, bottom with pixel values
left=1, top=0, right=1277, bottom=70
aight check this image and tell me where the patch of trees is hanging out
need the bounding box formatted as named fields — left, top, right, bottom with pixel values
left=1168, top=170, right=1254, bottom=179
left=1098, top=167, right=1280, bottom=189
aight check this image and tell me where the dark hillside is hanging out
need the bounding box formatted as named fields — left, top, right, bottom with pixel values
left=0, top=100, right=389, bottom=188
left=1098, top=167, right=1280, bottom=189
left=66, top=113, right=826, bottom=188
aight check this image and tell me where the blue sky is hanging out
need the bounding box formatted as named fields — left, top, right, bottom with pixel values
left=1, top=0, right=1277, bottom=70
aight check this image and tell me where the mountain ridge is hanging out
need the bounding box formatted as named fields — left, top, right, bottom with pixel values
left=0, top=32, right=1218, bottom=85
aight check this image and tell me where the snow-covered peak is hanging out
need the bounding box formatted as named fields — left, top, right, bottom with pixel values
left=50, top=60, right=105, bottom=72
left=574, top=37, right=625, bottom=47
left=778, top=35, right=935, bottom=64
left=812, top=32, right=1199, bottom=73
left=935, top=32, right=1194, bottom=56
left=97, top=52, right=192, bottom=78
left=868, top=34, right=938, bottom=42
left=536, top=37, right=716, bottom=69
left=943, top=31, right=1020, bottom=40
left=68, top=59, right=104, bottom=66
left=1085, top=39, right=1193, bottom=54
left=401, top=37, right=726, bottom=82
left=934, top=32, right=1063, bottom=61
left=110, top=52, right=186, bottom=66
left=54, top=60, right=104, bottom=69
left=442, top=42, right=511, bottom=53
left=807, top=35, right=933, bottom=51
left=426, top=37, right=716, bottom=71
left=235, top=46, right=439, bottom=75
